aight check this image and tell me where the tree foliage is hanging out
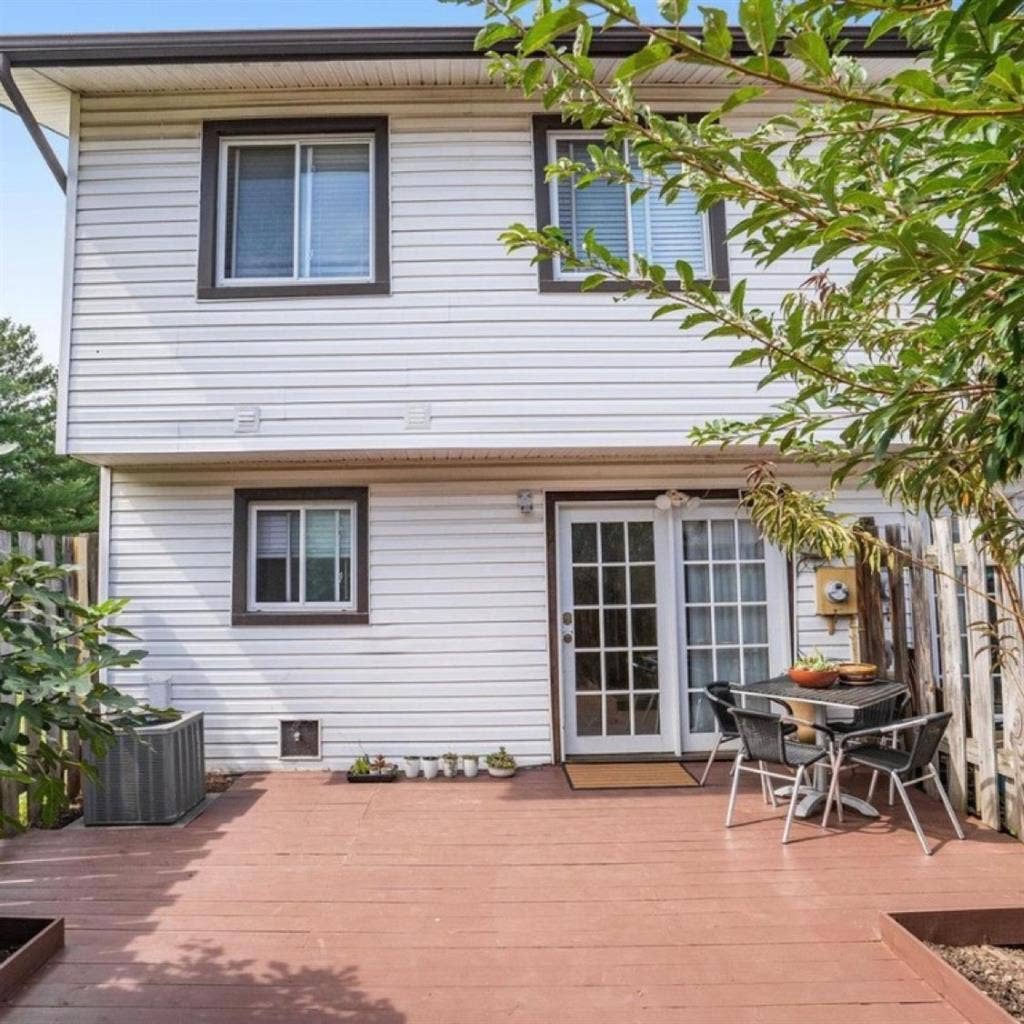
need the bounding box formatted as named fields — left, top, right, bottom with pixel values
left=460, top=0, right=1024, bottom=797
left=0, top=553, right=149, bottom=827
left=0, top=318, right=98, bottom=534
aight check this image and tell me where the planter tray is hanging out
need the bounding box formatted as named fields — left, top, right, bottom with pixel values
left=347, top=769, right=399, bottom=783
left=0, top=917, right=65, bottom=1002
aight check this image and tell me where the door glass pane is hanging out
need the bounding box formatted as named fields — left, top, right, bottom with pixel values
left=686, top=606, right=711, bottom=645
left=737, top=520, right=764, bottom=559
left=713, top=564, right=737, bottom=603
left=254, top=509, right=297, bottom=603
left=687, top=648, right=714, bottom=686
left=711, top=521, right=736, bottom=560
left=714, top=606, right=739, bottom=644
left=602, top=565, right=626, bottom=605
left=571, top=522, right=597, bottom=562
left=226, top=145, right=294, bottom=279
left=742, top=605, right=768, bottom=644
left=600, top=521, right=625, bottom=562
left=298, top=143, right=370, bottom=279
left=605, top=651, right=629, bottom=690
left=573, top=566, right=599, bottom=605
left=740, top=564, right=767, bottom=601
left=633, top=651, right=658, bottom=688
left=606, top=694, right=631, bottom=735
left=631, top=607, right=658, bottom=648
left=684, top=564, right=710, bottom=602
left=634, top=694, right=660, bottom=734
left=603, top=607, right=628, bottom=647
left=682, top=521, right=708, bottom=561
left=630, top=564, right=655, bottom=604
left=577, top=695, right=602, bottom=735
left=575, top=609, right=600, bottom=648
left=689, top=692, right=716, bottom=734
left=575, top=652, right=601, bottom=691
left=717, top=647, right=741, bottom=682
left=628, top=521, right=654, bottom=561
left=743, top=647, right=770, bottom=683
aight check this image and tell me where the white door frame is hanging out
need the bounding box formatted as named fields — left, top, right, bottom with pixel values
left=556, top=503, right=680, bottom=756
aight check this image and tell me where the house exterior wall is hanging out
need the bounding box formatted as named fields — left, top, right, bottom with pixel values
left=105, top=462, right=902, bottom=769
left=66, top=86, right=810, bottom=460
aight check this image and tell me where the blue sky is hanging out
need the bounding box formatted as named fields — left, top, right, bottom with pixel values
left=0, top=0, right=721, bottom=362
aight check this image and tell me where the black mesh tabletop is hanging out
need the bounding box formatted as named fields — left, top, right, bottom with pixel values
left=736, top=675, right=908, bottom=710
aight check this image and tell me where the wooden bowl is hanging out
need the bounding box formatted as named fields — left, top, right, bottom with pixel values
left=787, top=667, right=840, bottom=689
left=838, top=662, right=877, bottom=682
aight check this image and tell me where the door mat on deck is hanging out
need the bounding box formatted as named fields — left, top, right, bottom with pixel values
left=563, top=761, right=698, bottom=790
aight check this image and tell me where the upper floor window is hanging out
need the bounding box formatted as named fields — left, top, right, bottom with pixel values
left=532, top=116, right=729, bottom=294
left=199, top=118, right=389, bottom=300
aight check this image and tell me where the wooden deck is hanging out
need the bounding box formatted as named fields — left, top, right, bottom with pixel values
left=1, top=765, right=1022, bottom=1023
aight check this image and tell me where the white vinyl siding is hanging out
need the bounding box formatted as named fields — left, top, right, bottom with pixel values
left=218, top=134, right=373, bottom=286
left=64, top=89, right=815, bottom=459
left=549, top=132, right=709, bottom=279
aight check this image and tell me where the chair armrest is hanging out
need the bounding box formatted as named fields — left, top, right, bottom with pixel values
left=779, top=715, right=835, bottom=742
left=835, top=714, right=931, bottom=745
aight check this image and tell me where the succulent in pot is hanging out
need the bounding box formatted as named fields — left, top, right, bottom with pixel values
left=485, top=746, right=517, bottom=778
left=420, top=755, right=439, bottom=780
left=461, top=754, right=480, bottom=779
left=441, top=751, right=459, bottom=778
left=788, top=649, right=840, bottom=689
left=403, top=755, right=421, bottom=779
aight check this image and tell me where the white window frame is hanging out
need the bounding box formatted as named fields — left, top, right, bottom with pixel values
left=247, top=500, right=358, bottom=612
left=546, top=130, right=711, bottom=282
left=216, top=133, right=375, bottom=288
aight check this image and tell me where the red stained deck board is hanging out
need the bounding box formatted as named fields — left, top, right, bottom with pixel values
left=1, top=766, right=1022, bottom=1023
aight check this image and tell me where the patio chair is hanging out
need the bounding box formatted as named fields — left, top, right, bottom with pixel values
left=725, top=705, right=833, bottom=844
left=699, top=682, right=795, bottom=794
left=822, top=710, right=964, bottom=855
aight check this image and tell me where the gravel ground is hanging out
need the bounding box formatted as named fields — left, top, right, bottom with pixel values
left=931, top=943, right=1024, bottom=1021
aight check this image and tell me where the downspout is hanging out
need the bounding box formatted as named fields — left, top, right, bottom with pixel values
left=0, top=52, right=67, bottom=192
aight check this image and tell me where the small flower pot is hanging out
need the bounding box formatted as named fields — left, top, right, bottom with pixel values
left=462, top=757, right=479, bottom=779
left=420, top=757, right=439, bottom=780
left=441, top=759, right=458, bottom=779
left=788, top=667, right=840, bottom=689
left=487, top=765, right=516, bottom=778
left=403, top=757, right=421, bottom=779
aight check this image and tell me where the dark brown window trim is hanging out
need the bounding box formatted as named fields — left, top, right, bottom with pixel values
left=531, top=114, right=729, bottom=295
left=232, top=486, right=369, bottom=626
left=197, top=117, right=389, bottom=300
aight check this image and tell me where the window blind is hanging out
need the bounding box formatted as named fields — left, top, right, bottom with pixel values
left=226, top=146, right=294, bottom=279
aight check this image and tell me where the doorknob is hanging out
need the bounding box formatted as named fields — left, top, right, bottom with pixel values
left=562, top=632, right=573, bottom=644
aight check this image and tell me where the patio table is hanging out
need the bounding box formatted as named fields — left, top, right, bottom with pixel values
left=735, top=675, right=909, bottom=820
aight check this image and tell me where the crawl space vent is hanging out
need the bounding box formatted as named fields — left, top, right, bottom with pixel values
left=280, top=720, right=320, bottom=759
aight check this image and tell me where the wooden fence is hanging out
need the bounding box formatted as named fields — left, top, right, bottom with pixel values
left=0, top=530, right=98, bottom=833
left=856, top=517, right=1023, bottom=839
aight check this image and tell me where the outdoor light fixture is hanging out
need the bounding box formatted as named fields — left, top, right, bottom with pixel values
left=654, top=489, right=702, bottom=511
left=517, top=490, right=534, bottom=515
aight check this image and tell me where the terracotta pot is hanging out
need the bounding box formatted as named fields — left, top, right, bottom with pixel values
left=787, top=667, right=839, bottom=689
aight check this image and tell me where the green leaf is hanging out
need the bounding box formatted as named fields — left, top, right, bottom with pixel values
left=699, top=6, right=733, bottom=59
left=657, top=0, right=689, bottom=22
left=614, top=41, right=675, bottom=82
left=787, top=31, right=831, bottom=78
left=523, top=59, right=547, bottom=94
left=738, top=0, right=777, bottom=56
left=474, top=24, right=519, bottom=51
left=740, top=148, right=778, bottom=186
left=985, top=54, right=1021, bottom=97
left=521, top=8, right=589, bottom=55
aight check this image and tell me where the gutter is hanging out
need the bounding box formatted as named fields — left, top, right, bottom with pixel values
left=0, top=25, right=918, bottom=67
left=0, top=52, right=66, bottom=191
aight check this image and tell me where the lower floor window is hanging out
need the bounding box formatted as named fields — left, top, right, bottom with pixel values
left=252, top=504, right=354, bottom=607
left=233, top=487, right=368, bottom=624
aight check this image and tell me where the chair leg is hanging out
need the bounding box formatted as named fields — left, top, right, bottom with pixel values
left=699, top=734, right=722, bottom=787
left=929, top=765, right=965, bottom=840
left=822, top=752, right=843, bottom=829
left=725, top=751, right=744, bottom=827
left=867, top=770, right=879, bottom=803
left=888, top=774, right=896, bottom=806
left=831, top=749, right=844, bottom=823
left=892, top=775, right=932, bottom=855
left=782, top=765, right=805, bottom=844
left=759, top=761, right=777, bottom=806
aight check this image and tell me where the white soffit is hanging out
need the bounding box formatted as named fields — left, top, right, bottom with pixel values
left=0, top=67, right=71, bottom=135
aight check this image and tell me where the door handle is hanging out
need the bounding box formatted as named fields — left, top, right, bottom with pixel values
left=562, top=632, right=573, bottom=644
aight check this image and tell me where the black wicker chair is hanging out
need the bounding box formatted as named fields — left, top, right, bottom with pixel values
left=823, top=710, right=964, bottom=855
left=700, top=682, right=795, bottom=793
left=725, top=705, right=832, bottom=844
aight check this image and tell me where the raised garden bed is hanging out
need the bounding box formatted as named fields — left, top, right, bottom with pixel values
left=0, top=918, right=64, bottom=1001
left=881, top=908, right=1024, bottom=1023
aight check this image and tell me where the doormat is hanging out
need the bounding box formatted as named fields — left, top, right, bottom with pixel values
left=563, top=761, right=698, bottom=791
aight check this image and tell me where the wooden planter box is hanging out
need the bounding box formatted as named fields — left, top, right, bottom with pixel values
left=0, top=917, right=64, bottom=1002
left=880, top=908, right=1024, bottom=1024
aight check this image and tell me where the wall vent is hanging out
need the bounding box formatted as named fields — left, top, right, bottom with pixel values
left=233, top=406, right=261, bottom=434
left=279, top=719, right=321, bottom=760
left=404, top=402, right=431, bottom=431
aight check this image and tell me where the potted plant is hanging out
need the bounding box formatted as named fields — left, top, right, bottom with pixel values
left=347, top=753, right=399, bottom=783
left=485, top=747, right=517, bottom=778
left=403, top=755, right=421, bottom=779
left=441, top=751, right=459, bottom=778
left=461, top=754, right=480, bottom=779
left=421, top=755, right=439, bottom=780
left=788, top=649, right=841, bottom=689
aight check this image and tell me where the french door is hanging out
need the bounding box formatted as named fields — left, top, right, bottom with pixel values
left=558, top=507, right=676, bottom=755
left=557, top=502, right=789, bottom=756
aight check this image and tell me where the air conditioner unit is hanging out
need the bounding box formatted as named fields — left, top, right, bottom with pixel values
left=84, top=711, right=205, bottom=826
